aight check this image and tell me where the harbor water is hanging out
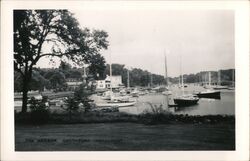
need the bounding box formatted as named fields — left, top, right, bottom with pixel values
left=119, top=84, right=235, bottom=116
left=14, top=84, right=235, bottom=116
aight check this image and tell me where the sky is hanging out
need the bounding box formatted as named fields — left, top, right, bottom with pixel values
left=37, top=9, right=234, bottom=77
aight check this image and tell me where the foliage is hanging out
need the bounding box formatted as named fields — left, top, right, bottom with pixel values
left=59, top=61, right=72, bottom=71
left=14, top=10, right=109, bottom=112
left=171, top=69, right=235, bottom=84
left=14, top=70, right=49, bottom=92
left=28, top=97, right=50, bottom=124
left=73, top=83, right=93, bottom=110
left=62, top=83, right=93, bottom=120
left=105, top=64, right=165, bottom=87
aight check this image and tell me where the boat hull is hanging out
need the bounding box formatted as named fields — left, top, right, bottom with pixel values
left=196, top=91, right=221, bottom=99
left=95, top=101, right=136, bottom=108
left=213, top=86, right=228, bottom=90
left=173, top=98, right=199, bottom=107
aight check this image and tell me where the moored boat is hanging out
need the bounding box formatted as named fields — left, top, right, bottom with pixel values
left=195, top=90, right=221, bottom=99
left=95, top=100, right=136, bottom=108
left=174, top=95, right=199, bottom=107
left=162, top=90, right=172, bottom=95
left=173, top=54, right=199, bottom=107
left=213, top=85, right=228, bottom=90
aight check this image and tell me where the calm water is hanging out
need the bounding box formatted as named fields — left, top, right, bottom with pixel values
left=14, top=85, right=235, bottom=115
left=119, top=85, right=235, bottom=116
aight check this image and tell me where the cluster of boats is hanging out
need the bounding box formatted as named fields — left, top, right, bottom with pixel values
left=93, top=50, right=234, bottom=109
left=93, top=83, right=232, bottom=109
left=94, top=88, right=151, bottom=108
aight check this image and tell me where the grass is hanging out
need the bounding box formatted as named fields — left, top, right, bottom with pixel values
left=15, top=122, right=235, bottom=151
left=14, top=102, right=235, bottom=151
left=15, top=110, right=235, bottom=125
left=15, top=105, right=235, bottom=151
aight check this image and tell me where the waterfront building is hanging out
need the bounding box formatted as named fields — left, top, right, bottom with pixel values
left=66, top=78, right=83, bottom=90
left=96, top=75, right=124, bottom=90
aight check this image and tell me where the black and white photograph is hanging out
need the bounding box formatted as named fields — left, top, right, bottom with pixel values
left=1, top=1, right=249, bottom=161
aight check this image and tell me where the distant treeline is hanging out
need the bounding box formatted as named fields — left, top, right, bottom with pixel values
left=14, top=62, right=165, bottom=92
left=170, top=69, right=235, bottom=85
left=104, top=64, right=165, bottom=87
left=14, top=62, right=235, bottom=92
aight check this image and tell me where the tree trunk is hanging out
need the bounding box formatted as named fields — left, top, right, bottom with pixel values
left=21, top=78, right=29, bottom=113
left=21, top=68, right=32, bottom=113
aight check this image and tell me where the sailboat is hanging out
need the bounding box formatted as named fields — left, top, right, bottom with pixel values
left=173, top=55, right=199, bottom=107
left=195, top=71, right=221, bottom=99
left=162, top=51, right=172, bottom=96
left=95, top=51, right=136, bottom=108
left=227, top=69, right=235, bottom=90
left=213, top=70, right=228, bottom=90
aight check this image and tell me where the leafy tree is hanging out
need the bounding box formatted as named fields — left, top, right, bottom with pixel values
left=14, top=10, right=108, bottom=113
left=48, top=71, right=67, bottom=91
left=66, top=69, right=82, bottom=79
left=74, top=83, right=93, bottom=111
left=14, top=70, right=49, bottom=92
left=29, top=70, right=49, bottom=91
left=88, top=54, right=106, bottom=80
left=59, top=61, right=72, bottom=71
left=63, top=83, right=92, bottom=120
left=64, top=96, right=79, bottom=121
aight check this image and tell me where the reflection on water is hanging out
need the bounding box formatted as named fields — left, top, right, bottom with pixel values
left=119, top=85, right=235, bottom=116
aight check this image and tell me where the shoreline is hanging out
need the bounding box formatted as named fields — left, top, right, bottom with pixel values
left=15, top=111, right=235, bottom=125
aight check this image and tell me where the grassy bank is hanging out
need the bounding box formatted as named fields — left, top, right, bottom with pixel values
left=15, top=122, right=235, bottom=151
left=15, top=111, right=235, bottom=151
left=15, top=110, right=235, bottom=125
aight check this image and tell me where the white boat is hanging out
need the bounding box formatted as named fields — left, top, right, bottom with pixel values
left=162, top=90, right=172, bottom=95
left=227, top=87, right=235, bottom=90
left=95, top=100, right=136, bottom=108
left=131, top=89, right=139, bottom=97
left=95, top=50, right=136, bottom=108
left=213, top=85, right=228, bottom=90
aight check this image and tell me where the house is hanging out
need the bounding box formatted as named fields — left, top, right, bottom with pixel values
left=96, top=75, right=124, bottom=90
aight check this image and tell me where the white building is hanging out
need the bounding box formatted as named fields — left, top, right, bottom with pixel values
left=66, top=78, right=83, bottom=90
left=96, top=75, right=123, bottom=89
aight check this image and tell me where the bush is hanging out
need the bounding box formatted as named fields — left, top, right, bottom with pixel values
left=139, top=103, right=172, bottom=125
left=29, top=97, right=50, bottom=124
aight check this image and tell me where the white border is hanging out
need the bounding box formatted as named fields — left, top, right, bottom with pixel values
left=1, top=1, right=249, bottom=161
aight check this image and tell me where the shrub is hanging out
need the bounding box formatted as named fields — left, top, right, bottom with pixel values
left=139, top=103, right=172, bottom=125
left=29, top=97, right=50, bottom=124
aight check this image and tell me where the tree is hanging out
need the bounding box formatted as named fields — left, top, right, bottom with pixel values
left=14, top=10, right=108, bottom=113
left=48, top=71, right=66, bottom=91
left=59, top=61, right=72, bottom=71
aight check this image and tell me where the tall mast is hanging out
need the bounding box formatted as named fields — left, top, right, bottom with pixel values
left=150, top=74, right=153, bottom=87
left=208, top=71, right=211, bottom=86
left=204, top=73, right=206, bottom=85
left=127, top=68, right=130, bottom=88
left=164, top=50, right=168, bottom=87
left=109, top=51, right=112, bottom=92
left=218, top=70, right=221, bottom=86
left=150, top=65, right=153, bottom=87
left=180, top=54, right=184, bottom=95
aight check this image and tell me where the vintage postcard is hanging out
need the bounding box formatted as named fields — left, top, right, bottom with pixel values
left=1, top=0, right=249, bottom=161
